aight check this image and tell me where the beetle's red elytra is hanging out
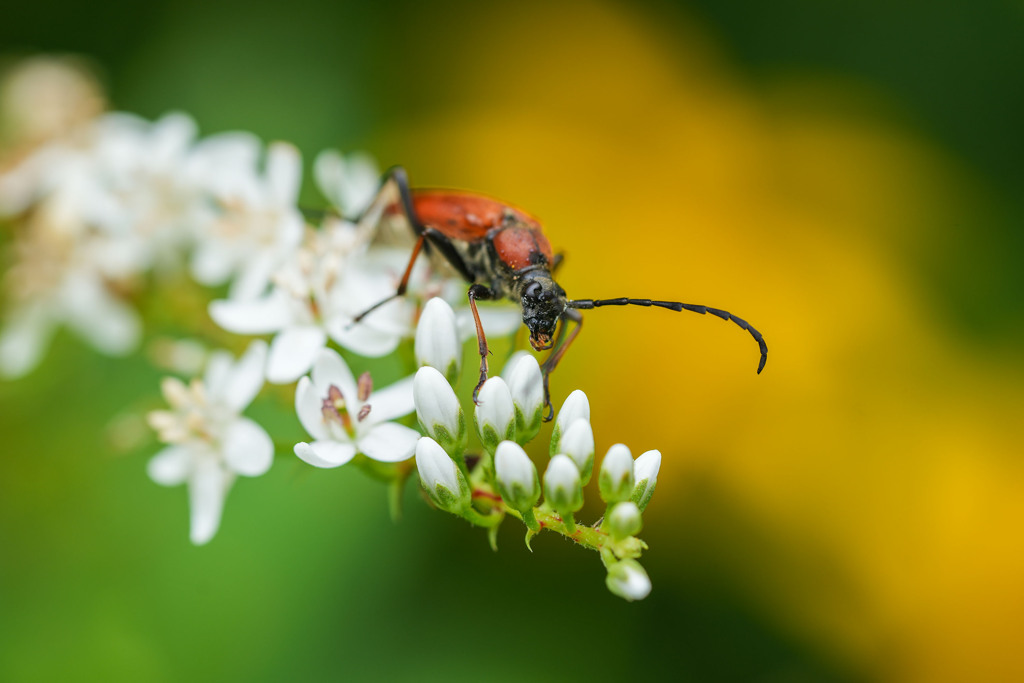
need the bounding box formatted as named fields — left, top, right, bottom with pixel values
left=354, top=167, right=767, bottom=420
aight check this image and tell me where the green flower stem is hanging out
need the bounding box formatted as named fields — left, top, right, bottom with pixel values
left=468, top=490, right=646, bottom=560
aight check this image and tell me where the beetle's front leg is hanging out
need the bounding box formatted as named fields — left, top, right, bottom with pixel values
left=540, top=308, right=583, bottom=421
left=467, top=284, right=498, bottom=404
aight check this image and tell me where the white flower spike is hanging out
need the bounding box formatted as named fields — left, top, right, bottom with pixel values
left=503, top=352, right=544, bottom=443
left=293, top=348, right=417, bottom=467
left=598, top=444, right=635, bottom=504
left=413, top=365, right=467, bottom=458
left=474, top=376, right=516, bottom=454
left=414, top=297, right=461, bottom=383
left=415, top=436, right=470, bottom=514
left=146, top=341, right=273, bottom=545
left=631, top=449, right=662, bottom=512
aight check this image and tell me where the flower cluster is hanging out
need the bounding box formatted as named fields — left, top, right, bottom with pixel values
left=412, top=299, right=662, bottom=600
left=0, top=57, right=665, bottom=601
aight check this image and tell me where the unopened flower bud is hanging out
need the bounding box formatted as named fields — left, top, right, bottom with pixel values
left=606, top=501, right=642, bottom=539
left=605, top=559, right=652, bottom=602
left=475, top=376, right=515, bottom=454
left=494, top=440, right=540, bottom=515
left=415, top=437, right=470, bottom=514
left=598, top=444, right=634, bottom=504
left=503, top=352, right=544, bottom=443
left=415, top=297, right=461, bottom=383
left=544, top=454, right=583, bottom=514
left=550, top=389, right=590, bottom=456
left=413, top=366, right=467, bottom=457
left=559, top=418, right=595, bottom=485
left=631, top=449, right=661, bottom=512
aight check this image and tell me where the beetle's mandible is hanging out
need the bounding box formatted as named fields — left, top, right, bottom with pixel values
left=353, top=167, right=767, bottom=420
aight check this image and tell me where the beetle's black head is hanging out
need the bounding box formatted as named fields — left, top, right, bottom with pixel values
left=518, top=272, right=567, bottom=351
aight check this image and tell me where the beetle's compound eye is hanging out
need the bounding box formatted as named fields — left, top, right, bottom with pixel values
left=524, top=282, right=542, bottom=301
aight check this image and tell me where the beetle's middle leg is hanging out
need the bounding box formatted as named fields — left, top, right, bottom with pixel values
left=351, top=166, right=474, bottom=325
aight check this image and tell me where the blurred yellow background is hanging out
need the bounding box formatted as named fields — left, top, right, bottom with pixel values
left=2, top=1, right=1023, bottom=681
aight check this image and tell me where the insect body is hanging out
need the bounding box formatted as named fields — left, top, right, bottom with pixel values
left=356, top=167, right=767, bottom=419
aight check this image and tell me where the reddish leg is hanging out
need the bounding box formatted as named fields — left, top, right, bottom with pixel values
left=540, top=308, right=583, bottom=420
left=468, top=284, right=498, bottom=403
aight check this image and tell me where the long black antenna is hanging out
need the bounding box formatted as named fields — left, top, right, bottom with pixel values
left=567, top=298, right=768, bottom=374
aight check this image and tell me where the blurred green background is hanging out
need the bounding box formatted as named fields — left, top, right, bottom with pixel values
left=2, top=1, right=1023, bottom=681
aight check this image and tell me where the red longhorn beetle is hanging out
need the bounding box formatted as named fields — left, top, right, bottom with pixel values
left=354, top=167, right=767, bottom=420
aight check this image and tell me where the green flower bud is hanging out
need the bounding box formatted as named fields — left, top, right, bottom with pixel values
left=631, top=449, right=661, bottom=512
left=494, top=440, right=540, bottom=516
left=550, top=389, right=590, bottom=456
left=474, top=376, right=516, bottom=454
left=543, top=454, right=584, bottom=514
left=415, top=437, right=470, bottom=514
left=413, top=366, right=467, bottom=458
left=598, top=444, right=634, bottom=503
left=605, top=559, right=651, bottom=602
left=605, top=501, right=642, bottom=539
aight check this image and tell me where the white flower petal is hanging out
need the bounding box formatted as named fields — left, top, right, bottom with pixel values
left=228, top=251, right=276, bottom=301
left=266, top=143, right=301, bottom=205
left=294, top=376, right=329, bottom=440
left=0, top=304, right=55, bottom=378
left=188, top=458, right=234, bottom=545
left=190, top=240, right=236, bottom=286
left=266, top=325, right=326, bottom=384
left=310, top=348, right=358, bottom=405
left=222, top=417, right=274, bottom=476
left=220, top=340, right=268, bottom=411
left=294, top=440, right=357, bottom=468
left=358, top=422, right=420, bottom=462
left=364, top=374, right=415, bottom=424
left=147, top=445, right=192, bottom=486
left=62, top=277, right=141, bottom=355
left=209, top=290, right=292, bottom=334
left=327, top=317, right=402, bottom=358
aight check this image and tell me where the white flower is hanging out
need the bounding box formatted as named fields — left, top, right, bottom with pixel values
left=494, top=440, right=540, bottom=513
left=632, top=450, right=662, bottom=512
left=293, top=348, right=417, bottom=467
left=543, top=454, right=583, bottom=513
left=550, top=389, right=590, bottom=456
left=474, top=376, right=516, bottom=454
left=414, top=297, right=461, bottom=382
left=0, top=240, right=142, bottom=378
left=605, top=559, right=652, bottom=602
left=146, top=341, right=273, bottom=545
left=413, top=365, right=467, bottom=457
left=188, top=140, right=305, bottom=300
left=558, top=418, right=595, bottom=485
left=598, top=444, right=635, bottom=504
left=313, top=149, right=380, bottom=219
left=503, top=352, right=544, bottom=443
left=209, top=226, right=419, bottom=383
left=415, top=436, right=470, bottom=513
